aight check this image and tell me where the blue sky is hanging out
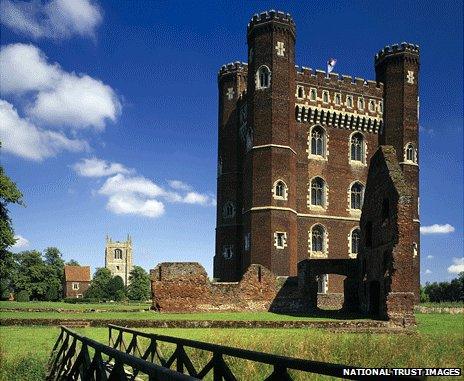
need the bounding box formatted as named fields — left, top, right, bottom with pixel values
left=0, top=0, right=462, bottom=283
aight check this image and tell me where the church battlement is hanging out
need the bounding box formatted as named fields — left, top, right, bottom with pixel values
left=375, top=42, right=420, bottom=65
left=295, top=67, right=384, bottom=96
left=218, top=61, right=248, bottom=77
left=247, top=10, right=295, bottom=34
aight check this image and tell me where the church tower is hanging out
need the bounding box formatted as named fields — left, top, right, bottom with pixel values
left=105, top=235, right=133, bottom=286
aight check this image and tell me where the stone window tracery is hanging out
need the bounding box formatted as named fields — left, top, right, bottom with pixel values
left=256, top=65, right=271, bottom=89
left=114, top=249, right=123, bottom=260
left=310, top=224, right=328, bottom=258
left=310, top=126, right=326, bottom=157
left=273, top=180, right=288, bottom=200
left=311, top=177, right=325, bottom=207
left=350, top=132, right=365, bottom=163
left=222, top=201, right=236, bottom=219
left=350, top=228, right=361, bottom=257
left=405, top=143, right=417, bottom=163
left=350, top=182, right=364, bottom=210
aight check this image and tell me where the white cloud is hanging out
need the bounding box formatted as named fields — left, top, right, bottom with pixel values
left=447, top=258, right=464, bottom=274
left=99, top=174, right=165, bottom=198
left=424, top=269, right=432, bottom=275
left=94, top=172, right=215, bottom=218
left=27, top=74, right=120, bottom=130
left=0, top=99, right=88, bottom=160
left=182, top=191, right=213, bottom=206
left=73, top=157, right=132, bottom=177
left=168, top=180, right=192, bottom=191
left=12, top=234, right=29, bottom=249
left=420, top=224, right=455, bottom=235
left=0, top=43, right=61, bottom=94
left=0, top=43, right=120, bottom=131
left=0, top=0, right=102, bottom=40
left=427, top=255, right=434, bottom=259
left=106, top=194, right=165, bottom=218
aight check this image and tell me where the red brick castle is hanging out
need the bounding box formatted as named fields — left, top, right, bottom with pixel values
left=213, top=10, right=420, bottom=296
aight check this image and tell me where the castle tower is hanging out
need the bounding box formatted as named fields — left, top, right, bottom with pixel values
left=213, top=62, right=248, bottom=281
left=244, top=11, right=298, bottom=276
left=375, top=43, right=420, bottom=301
left=105, top=235, right=133, bottom=286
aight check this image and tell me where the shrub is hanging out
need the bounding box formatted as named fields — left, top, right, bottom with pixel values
left=15, top=290, right=30, bottom=302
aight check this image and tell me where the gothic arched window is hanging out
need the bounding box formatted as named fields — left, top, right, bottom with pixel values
left=297, top=86, right=304, bottom=99
left=405, top=143, right=417, bottom=163
left=256, top=66, right=270, bottom=89
left=311, top=177, right=325, bottom=206
left=274, top=180, right=288, bottom=200
left=114, top=249, right=122, bottom=260
left=335, top=93, right=341, bottom=105
left=351, top=228, right=361, bottom=255
left=311, top=225, right=325, bottom=252
left=350, top=132, right=364, bottom=162
left=222, top=201, right=236, bottom=219
left=310, top=126, right=325, bottom=157
left=350, top=182, right=364, bottom=210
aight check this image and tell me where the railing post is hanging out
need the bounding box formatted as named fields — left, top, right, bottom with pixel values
left=213, top=352, right=222, bottom=381
left=177, top=344, right=184, bottom=373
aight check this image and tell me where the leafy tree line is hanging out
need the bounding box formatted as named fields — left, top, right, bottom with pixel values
left=84, top=266, right=151, bottom=301
left=0, top=162, right=150, bottom=302
left=420, top=272, right=463, bottom=303
left=2, top=246, right=151, bottom=302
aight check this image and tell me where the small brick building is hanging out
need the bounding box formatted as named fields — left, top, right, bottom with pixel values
left=63, top=266, right=91, bottom=298
left=214, top=10, right=420, bottom=298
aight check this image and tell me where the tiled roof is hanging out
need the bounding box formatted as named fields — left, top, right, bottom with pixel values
left=64, top=266, right=91, bottom=282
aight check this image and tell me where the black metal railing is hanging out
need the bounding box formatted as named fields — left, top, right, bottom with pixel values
left=46, top=325, right=198, bottom=380
left=108, top=324, right=426, bottom=381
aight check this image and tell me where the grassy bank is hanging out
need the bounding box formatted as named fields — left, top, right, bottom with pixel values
left=0, top=314, right=462, bottom=380
left=0, top=310, right=367, bottom=321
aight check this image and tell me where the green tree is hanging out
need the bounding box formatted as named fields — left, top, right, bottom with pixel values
left=13, top=250, right=52, bottom=300
left=127, top=266, right=150, bottom=301
left=44, top=247, right=65, bottom=300
left=66, top=259, right=80, bottom=266
left=84, top=268, right=113, bottom=300
left=108, top=276, right=126, bottom=301
left=0, top=164, right=23, bottom=299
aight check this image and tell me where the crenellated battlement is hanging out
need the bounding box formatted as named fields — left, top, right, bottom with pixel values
left=247, top=10, right=295, bottom=34
left=218, top=61, right=248, bottom=77
left=375, top=42, right=419, bottom=64
left=295, top=66, right=383, bottom=95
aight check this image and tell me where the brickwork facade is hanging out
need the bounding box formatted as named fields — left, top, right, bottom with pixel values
left=357, top=146, right=418, bottom=325
left=214, top=11, right=420, bottom=299
left=63, top=266, right=91, bottom=299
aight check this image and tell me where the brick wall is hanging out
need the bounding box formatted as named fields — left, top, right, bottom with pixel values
left=64, top=281, right=90, bottom=298
left=358, top=146, right=417, bottom=325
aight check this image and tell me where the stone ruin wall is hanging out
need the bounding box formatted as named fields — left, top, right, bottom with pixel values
left=150, top=262, right=346, bottom=313
left=151, top=262, right=307, bottom=313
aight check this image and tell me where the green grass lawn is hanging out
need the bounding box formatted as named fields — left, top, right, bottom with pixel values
left=0, top=310, right=370, bottom=321
left=0, top=314, right=462, bottom=381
